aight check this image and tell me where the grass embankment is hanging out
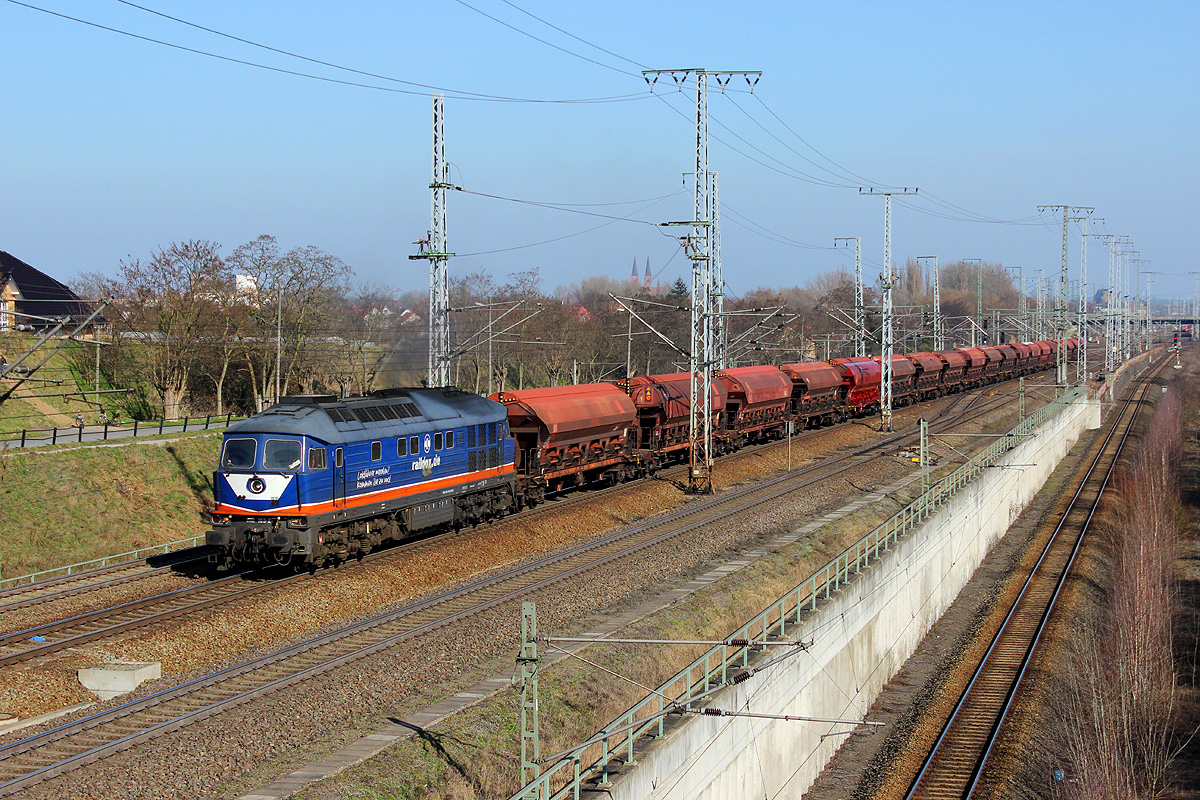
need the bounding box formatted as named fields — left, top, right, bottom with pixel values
left=0, top=434, right=220, bottom=578
left=0, top=330, right=102, bottom=432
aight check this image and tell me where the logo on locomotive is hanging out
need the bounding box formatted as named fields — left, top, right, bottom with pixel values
left=412, top=455, right=441, bottom=477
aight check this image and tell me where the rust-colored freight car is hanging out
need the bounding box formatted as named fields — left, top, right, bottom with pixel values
left=903, top=352, right=948, bottom=399
left=779, top=361, right=844, bottom=427
left=829, top=358, right=882, bottom=413
left=492, top=383, right=641, bottom=501
left=873, top=354, right=918, bottom=406
left=617, top=372, right=725, bottom=457
left=715, top=365, right=793, bottom=441
left=956, top=346, right=988, bottom=385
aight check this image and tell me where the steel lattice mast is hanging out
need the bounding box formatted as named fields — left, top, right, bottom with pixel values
left=1079, top=218, right=1102, bottom=381
left=711, top=170, right=727, bottom=369
left=1192, top=272, right=1199, bottom=341
left=1039, top=205, right=1093, bottom=388
left=410, top=94, right=453, bottom=388
left=917, top=256, right=942, bottom=350
left=644, top=68, right=760, bottom=493
left=836, top=237, right=865, bottom=357
left=860, top=188, right=917, bottom=433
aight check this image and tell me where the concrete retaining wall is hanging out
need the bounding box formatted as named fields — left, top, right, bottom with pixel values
left=609, top=393, right=1101, bottom=800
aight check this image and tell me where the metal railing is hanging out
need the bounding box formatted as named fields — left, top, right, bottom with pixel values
left=0, top=413, right=245, bottom=449
left=0, top=535, right=207, bottom=590
left=513, top=386, right=1088, bottom=800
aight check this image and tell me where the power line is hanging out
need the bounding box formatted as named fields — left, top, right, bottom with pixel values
left=7, top=0, right=649, bottom=104
left=450, top=0, right=641, bottom=78
left=452, top=186, right=683, bottom=222
left=498, top=0, right=648, bottom=70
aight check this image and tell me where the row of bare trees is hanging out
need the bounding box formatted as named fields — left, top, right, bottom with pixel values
left=72, top=238, right=1029, bottom=418
left=1058, top=386, right=1189, bottom=797
left=76, top=237, right=411, bottom=418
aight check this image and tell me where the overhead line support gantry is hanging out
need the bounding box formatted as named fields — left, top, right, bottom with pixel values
left=410, top=93, right=454, bottom=388
left=859, top=187, right=917, bottom=433
left=1038, top=205, right=1093, bottom=389
left=644, top=68, right=761, bottom=493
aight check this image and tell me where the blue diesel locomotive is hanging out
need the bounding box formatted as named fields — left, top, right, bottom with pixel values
left=206, top=388, right=517, bottom=570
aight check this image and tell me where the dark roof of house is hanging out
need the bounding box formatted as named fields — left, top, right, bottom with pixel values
left=0, top=251, right=98, bottom=324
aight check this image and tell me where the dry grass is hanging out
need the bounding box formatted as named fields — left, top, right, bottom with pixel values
left=992, top=361, right=1200, bottom=800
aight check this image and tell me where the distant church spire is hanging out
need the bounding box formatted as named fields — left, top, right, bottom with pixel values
left=644, top=258, right=652, bottom=290
left=631, top=258, right=639, bottom=282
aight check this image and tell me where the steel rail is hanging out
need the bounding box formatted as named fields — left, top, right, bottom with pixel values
left=0, top=378, right=1010, bottom=671
left=0, top=385, right=1014, bottom=794
left=903, top=356, right=1167, bottom=799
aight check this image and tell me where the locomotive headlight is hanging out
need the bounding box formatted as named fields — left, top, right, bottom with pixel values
left=210, top=514, right=230, bottom=525
left=248, top=476, right=267, bottom=495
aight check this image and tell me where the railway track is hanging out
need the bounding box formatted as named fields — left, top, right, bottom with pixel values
left=902, top=356, right=1168, bottom=799
left=0, top=396, right=884, bottom=615
left=0, top=365, right=1039, bottom=617
left=0, top=382, right=1015, bottom=673
left=0, top=550, right=210, bottom=616
left=0, top=384, right=1018, bottom=794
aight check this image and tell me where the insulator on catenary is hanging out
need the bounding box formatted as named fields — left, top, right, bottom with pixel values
left=726, top=639, right=751, bottom=648
left=701, top=708, right=726, bottom=716
left=731, top=671, right=753, bottom=684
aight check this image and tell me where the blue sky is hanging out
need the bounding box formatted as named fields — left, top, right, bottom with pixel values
left=2, top=1, right=1196, bottom=300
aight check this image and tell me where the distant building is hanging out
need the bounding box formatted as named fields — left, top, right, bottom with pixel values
left=0, top=251, right=98, bottom=331
left=628, top=256, right=667, bottom=296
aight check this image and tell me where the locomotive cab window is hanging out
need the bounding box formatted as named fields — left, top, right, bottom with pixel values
left=221, top=438, right=257, bottom=469
left=397, top=437, right=408, bottom=457
left=444, top=430, right=453, bottom=449
left=434, top=432, right=443, bottom=451
left=409, top=435, right=419, bottom=455
left=371, top=441, right=382, bottom=461
left=264, top=439, right=303, bottom=471
left=308, top=447, right=327, bottom=471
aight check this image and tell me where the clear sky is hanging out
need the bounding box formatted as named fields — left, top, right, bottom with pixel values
left=2, top=1, right=1196, bottom=302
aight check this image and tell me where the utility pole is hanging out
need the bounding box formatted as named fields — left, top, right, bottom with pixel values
left=1079, top=218, right=1102, bottom=382
left=836, top=237, right=865, bottom=356
left=1144, top=270, right=1159, bottom=351
left=644, top=68, right=760, bottom=493
left=1121, top=245, right=1138, bottom=361
left=1103, top=235, right=1118, bottom=372
left=963, top=258, right=982, bottom=345
left=1134, top=260, right=1151, bottom=351
left=1185, top=272, right=1195, bottom=340
left=711, top=171, right=727, bottom=368
left=859, top=187, right=916, bottom=432
left=1036, top=269, right=1047, bottom=342
left=1005, top=265, right=1026, bottom=343
left=879, top=266, right=899, bottom=432
left=918, top=256, right=941, bottom=349
left=517, top=602, right=540, bottom=789
left=1038, top=205, right=1094, bottom=387
left=409, top=94, right=453, bottom=388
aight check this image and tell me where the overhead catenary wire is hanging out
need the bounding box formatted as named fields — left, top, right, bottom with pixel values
left=7, top=0, right=650, bottom=104
left=450, top=0, right=641, bottom=79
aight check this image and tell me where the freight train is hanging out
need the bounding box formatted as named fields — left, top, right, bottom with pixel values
left=206, top=339, right=1075, bottom=570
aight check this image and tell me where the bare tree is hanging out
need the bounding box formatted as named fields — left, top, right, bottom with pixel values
left=111, top=240, right=229, bottom=418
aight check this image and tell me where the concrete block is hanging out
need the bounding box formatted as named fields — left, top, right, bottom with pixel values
left=78, top=661, right=161, bottom=701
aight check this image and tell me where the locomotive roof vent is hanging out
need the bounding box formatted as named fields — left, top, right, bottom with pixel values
left=277, top=395, right=337, bottom=404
